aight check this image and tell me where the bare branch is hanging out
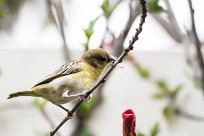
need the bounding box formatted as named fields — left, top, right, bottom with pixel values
left=39, top=108, right=61, bottom=136
left=100, top=0, right=124, bottom=49
left=165, top=0, right=183, bottom=42
left=151, top=14, right=183, bottom=43
left=49, top=0, right=70, bottom=61
left=149, top=0, right=183, bottom=43
left=187, top=0, right=204, bottom=97
left=50, top=0, right=147, bottom=135
left=112, top=0, right=141, bottom=56
left=177, top=109, right=204, bottom=121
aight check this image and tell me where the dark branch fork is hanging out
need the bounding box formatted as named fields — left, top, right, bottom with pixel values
left=50, top=0, right=147, bottom=135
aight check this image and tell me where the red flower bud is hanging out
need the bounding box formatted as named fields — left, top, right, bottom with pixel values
left=122, top=109, right=136, bottom=136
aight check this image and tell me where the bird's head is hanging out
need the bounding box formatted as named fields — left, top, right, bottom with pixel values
left=81, top=48, right=115, bottom=69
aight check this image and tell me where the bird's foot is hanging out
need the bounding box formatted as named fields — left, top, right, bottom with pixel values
left=80, top=91, right=92, bottom=102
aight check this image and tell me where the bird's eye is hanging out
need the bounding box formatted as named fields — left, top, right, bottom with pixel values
left=97, top=57, right=107, bottom=62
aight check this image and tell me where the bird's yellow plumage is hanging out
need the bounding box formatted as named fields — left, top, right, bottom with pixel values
left=8, top=48, right=114, bottom=108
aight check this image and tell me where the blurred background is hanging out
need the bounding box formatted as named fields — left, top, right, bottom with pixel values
left=0, top=0, right=204, bottom=136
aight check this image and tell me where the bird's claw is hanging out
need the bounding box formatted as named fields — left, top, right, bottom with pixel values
left=80, top=91, right=92, bottom=102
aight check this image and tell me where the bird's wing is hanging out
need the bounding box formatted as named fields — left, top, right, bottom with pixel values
left=33, top=60, right=82, bottom=87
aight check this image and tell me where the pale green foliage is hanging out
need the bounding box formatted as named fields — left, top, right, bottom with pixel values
left=155, top=80, right=169, bottom=91
left=33, top=98, right=47, bottom=110
left=83, top=16, right=100, bottom=39
left=163, top=106, right=179, bottom=121
left=35, top=131, right=49, bottom=136
left=171, top=84, right=182, bottom=97
left=138, top=123, right=160, bottom=136
left=153, top=80, right=169, bottom=99
left=101, top=0, right=116, bottom=18
left=77, top=93, right=97, bottom=117
left=80, top=126, right=94, bottom=136
left=83, top=16, right=100, bottom=51
left=138, top=131, right=146, bottom=136
left=150, top=123, right=160, bottom=136
left=148, top=0, right=165, bottom=13
left=193, top=79, right=202, bottom=89
left=136, top=64, right=151, bottom=79
left=37, top=132, right=49, bottom=136
left=153, top=80, right=182, bottom=99
left=153, top=80, right=183, bottom=121
left=0, top=0, right=6, bottom=17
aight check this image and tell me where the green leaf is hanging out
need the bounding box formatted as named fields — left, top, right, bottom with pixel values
left=42, top=133, right=49, bottom=136
left=33, top=98, right=47, bottom=110
left=83, top=16, right=100, bottom=39
left=193, top=78, right=202, bottom=89
left=136, top=64, right=151, bottom=79
left=84, top=29, right=93, bottom=39
left=80, top=126, right=93, bottom=136
left=0, top=0, right=6, bottom=18
left=101, top=0, right=115, bottom=17
left=163, top=106, right=178, bottom=121
left=0, top=11, right=6, bottom=17
left=155, top=80, right=169, bottom=92
left=171, top=84, right=182, bottom=97
left=152, top=91, right=168, bottom=99
left=0, top=0, right=5, bottom=4
left=148, top=0, right=165, bottom=13
left=137, top=131, right=146, bottom=136
left=150, top=123, right=159, bottom=136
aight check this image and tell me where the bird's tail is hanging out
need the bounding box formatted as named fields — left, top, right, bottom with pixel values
left=7, top=90, right=39, bottom=99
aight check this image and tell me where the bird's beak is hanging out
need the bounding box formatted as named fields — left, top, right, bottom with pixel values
left=108, top=55, right=117, bottom=62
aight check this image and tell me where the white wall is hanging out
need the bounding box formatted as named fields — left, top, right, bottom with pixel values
left=0, top=48, right=204, bottom=136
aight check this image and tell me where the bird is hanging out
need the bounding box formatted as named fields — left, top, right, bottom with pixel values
left=8, top=48, right=115, bottom=111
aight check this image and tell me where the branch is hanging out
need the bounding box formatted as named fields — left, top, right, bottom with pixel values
left=50, top=0, right=147, bottom=135
left=39, top=108, right=61, bottom=136
left=100, top=0, right=124, bottom=49
left=149, top=0, right=183, bottom=43
left=49, top=0, right=70, bottom=61
left=188, top=0, right=204, bottom=98
left=177, top=109, right=204, bottom=121
left=112, top=0, right=141, bottom=56
left=151, top=14, right=183, bottom=43
left=165, top=0, right=183, bottom=42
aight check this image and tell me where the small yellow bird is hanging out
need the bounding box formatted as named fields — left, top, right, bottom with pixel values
left=8, top=48, right=115, bottom=111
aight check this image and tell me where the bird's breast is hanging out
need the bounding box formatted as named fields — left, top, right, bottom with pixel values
left=47, top=66, right=102, bottom=104
left=71, top=70, right=97, bottom=90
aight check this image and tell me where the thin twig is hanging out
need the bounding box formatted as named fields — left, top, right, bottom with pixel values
left=50, top=0, right=147, bottom=135
left=165, top=0, right=183, bottom=42
left=112, top=0, right=140, bottom=56
left=40, top=109, right=55, bottom=129
left=100, top=0, right=124, bottom=49
left=49, top=0, right=70, bottom=61
left=39, top=109, right=61, bottom=136
left=188, top=0, right=204, bottom=97
left=177, top=109, right=204, bottom=121
left=151, top=14, right=183, bottom=43
left=149, top=0, right=183, bottom=43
